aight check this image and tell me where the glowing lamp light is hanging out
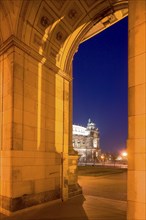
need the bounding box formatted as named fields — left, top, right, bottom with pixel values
left=101, top=155, right=104, bottom=159
left=122, top=151, right=128, bottom=157
left=117, top=156, right=122, bottom=161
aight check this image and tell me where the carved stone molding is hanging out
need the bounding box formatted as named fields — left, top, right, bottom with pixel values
left=68, top=9, right=77, bottom=19
left=65, top=2, right=83, bottom=28
left=40, top=16, right=49, bottom=27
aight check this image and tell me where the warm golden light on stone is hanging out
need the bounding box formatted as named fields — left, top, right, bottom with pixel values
left=37, top=63, right=42, bottom=150
left=0, top=0, right=146, bottom=219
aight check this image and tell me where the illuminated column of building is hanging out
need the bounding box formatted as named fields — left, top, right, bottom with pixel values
left=0, top=48, right=14, bottom=215
left=128, top=1, right=146, bottom=219
left=62, top=79, right=70, bottom=200
left=55, top=74, right=69, bottom=201
left=63, top=75, right=80, bottom=197
left=68, top=81, right=76, bottom=154
left=0, top=42, right=64, bottom=214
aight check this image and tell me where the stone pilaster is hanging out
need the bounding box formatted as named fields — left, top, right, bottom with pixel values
left=67, top=79, right=81, bottom=197
left=128, top=1, right=146, bottom=219
left=68, top=81, right=74, bottom=154
left=0, top=39, right=69, bottom=214
left=0, top=48, right=14, bottom=215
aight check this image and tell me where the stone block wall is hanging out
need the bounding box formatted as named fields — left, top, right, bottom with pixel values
left=0, top=44, right=70, bottom=214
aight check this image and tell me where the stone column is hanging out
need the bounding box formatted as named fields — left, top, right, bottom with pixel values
left=68, top=80, right=78, bottom=155
left=0, top=47, right=15, bottom=215
left=0, top=41, right=66, bottom=214
left=68, top=77, right=81, bottom=198
left=128, top=1, right=146, bottom=219
left=55, top=75, right=69, bottom=201
left=68, top=81, right=74, bottom=154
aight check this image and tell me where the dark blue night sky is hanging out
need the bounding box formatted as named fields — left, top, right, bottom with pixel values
left=73, top=17, right=128, bottom=153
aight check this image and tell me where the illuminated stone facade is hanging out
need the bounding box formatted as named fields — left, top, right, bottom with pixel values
left=1, top=0, right=146, bottom=219
left=73, top=119, right=101, bottom=163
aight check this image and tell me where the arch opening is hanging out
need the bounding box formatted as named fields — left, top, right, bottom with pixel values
left=72, top=17, right=128, bottom=218
left=1, top=1, right=146, bottom=220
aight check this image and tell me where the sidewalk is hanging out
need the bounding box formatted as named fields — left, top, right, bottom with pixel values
left=0, top=194, right=127, bottom=220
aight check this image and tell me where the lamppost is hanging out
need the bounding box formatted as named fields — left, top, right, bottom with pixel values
left=101, top=154, right=105, bottom=166
left=86, top=146, right=87, bottom=165
left=121, top=151, right=128, bottom=165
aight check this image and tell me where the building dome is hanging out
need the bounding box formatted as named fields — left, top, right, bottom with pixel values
left=87, top=118, right=96, bottom=130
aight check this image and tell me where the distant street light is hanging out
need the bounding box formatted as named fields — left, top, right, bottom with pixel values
left=101, top=154, right=105, bottom=166
left=121, top=151, right=128, bottom=166
left=122, top=151, right=128, bottom=157
left=101, top=155, right=104, bottom=160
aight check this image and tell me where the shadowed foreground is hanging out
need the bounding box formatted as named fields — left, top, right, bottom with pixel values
left=0, top=167, right=127, bottom=220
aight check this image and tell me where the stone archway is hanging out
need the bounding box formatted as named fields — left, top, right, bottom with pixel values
left=0, top=1, right=145, bottom=219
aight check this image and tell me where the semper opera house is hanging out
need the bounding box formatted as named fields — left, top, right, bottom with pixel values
left=73, top=119, right=101, bottom=164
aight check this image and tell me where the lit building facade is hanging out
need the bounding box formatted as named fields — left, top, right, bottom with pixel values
left=73, top=119, right=101, bottom=164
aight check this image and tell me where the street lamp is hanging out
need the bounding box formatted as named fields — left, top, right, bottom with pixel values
left=121, top=151, right=128, bottom=165
left=121, top=151, right=128, bottom=157
left=101, top=155, right=105, bottom=166
left=101, top=155, right=104, bottom=160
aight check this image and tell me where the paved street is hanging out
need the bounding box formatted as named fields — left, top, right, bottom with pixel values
left=78, top=169, right=127, bottom=201
left=0, top=168, right=127, bottom=220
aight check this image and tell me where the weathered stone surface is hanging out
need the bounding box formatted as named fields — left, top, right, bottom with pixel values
left=68, top=184, right=82, bottom=198
left=0, top=189, right=60, bottom=212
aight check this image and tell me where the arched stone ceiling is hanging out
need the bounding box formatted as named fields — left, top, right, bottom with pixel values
left=0, top=0, right=128, bottom=75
